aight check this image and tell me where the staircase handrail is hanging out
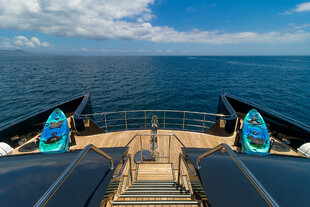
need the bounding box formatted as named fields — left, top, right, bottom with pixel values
left=113, top=154, right=132, bottom=180
left=177, top=153, right=197, bottom=195
left=178, top=153, right=197, bottom=176
left=196, top=143, right=279, bottom=207
left=34, top=144, right=114, bottom=207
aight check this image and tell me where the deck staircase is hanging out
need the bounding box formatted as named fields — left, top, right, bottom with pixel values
left=112, top=163, right=200, bottom=206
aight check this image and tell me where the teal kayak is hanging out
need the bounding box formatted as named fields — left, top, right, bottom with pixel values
left=39, top=108, right=69, bottom=153
left=241, top=109, right=270, bottom=155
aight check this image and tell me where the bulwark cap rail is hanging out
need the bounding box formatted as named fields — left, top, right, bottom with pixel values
left=34, top=144, right=114, bottom=207
left=196, top=143, right=279, bottom=207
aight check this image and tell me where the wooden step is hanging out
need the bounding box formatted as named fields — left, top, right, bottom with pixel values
left=112, top=200, right=199, bottom=205
left=125, top=190, right=189, bottom=193
left=119, top=194, right=191, bottom=198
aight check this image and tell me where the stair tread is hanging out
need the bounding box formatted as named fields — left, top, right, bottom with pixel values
left=112, top=200, right=199, bottom=204
left=119, top=194, right=191, bottom=197
left=128, top=187, right=183, bottom=190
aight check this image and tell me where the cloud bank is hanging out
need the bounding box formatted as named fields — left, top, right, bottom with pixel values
left=0, top=0, right=310, bottom=44
left=282, top=1, right=310, bottom=15
left=0, top=36, right=50, bottom=48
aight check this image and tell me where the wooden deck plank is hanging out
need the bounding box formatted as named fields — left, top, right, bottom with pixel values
left=11, top=128, right=299, bottom=158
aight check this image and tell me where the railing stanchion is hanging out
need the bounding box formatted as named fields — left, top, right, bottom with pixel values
left=144, top=111, right=147, bottom=129
left=140, top=135, right=143, bottom=163
left=183, top=112, right=186, bottom=130
left=164, top=111, right=166, bottom=128
left=177, top=155, right=181, bottom=185
left=129, top=156, right=133, bottom=184
left=104, top=114, right=108, bottom=132
left=202, top=114, right=206, bottom=132
left=168, top=135, right=171, bottom=163
left=125, top=112, right=128, bottom=130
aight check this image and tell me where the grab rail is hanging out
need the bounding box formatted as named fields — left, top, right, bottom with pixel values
left=113, top=154, right=133, bottom=195
left=113, top=154, right=132, bottom=180
left=179, top=153, right=197, bottom=177
left=177, top=153, right=197, bottom=195
left=196, top=144, right=279, bottom=207
left=34, top=144, right=114, bottom=207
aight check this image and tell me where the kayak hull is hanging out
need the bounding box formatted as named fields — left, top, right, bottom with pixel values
left=241, top=109, right=270, bottom=155
left=39, top=108, right=69, bottom=153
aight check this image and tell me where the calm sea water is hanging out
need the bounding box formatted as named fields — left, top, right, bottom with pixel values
left=0, top=55, right=309, bottom=127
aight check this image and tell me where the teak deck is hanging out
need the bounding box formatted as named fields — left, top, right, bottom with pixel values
left=12, top=129, right=299, bottom=157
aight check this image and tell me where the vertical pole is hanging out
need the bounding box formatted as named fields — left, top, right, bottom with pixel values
left=202, top=114, right=206, bottom=132
left=164, top=111, right=166, bottom=128
left=144, top=111, right=146, bottom=129
left=171, top=163, right=176, bottom=181
left=125, top=112, right=128, bottom=130
left=129, top=157, right=133, bottom=184
left=177, top=155, right=181, bottom=185
left=140, top=135, right=143, bottom=163
left=168, top=135, right=171, bottom=163
left=104, top=114, right=108, bottom=132
left=183, top=112, right=186, bottom=130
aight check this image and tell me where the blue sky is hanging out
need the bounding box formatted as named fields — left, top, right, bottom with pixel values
left=0, top=0, right=310, bottom=55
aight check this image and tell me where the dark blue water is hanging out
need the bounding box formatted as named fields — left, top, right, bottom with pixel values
left=0, top=55, right=309, bottom=126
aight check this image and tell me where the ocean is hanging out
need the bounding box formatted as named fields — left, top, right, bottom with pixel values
left=0, top=55, right=309, bottom=127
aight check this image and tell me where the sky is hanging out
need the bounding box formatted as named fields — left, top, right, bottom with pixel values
left=0, top=0, right=310, bottom=55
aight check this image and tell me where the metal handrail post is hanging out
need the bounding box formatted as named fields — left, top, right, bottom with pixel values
left=140, top=135, right=143, bottom=163
left=129, top=157, right=133, bottom=184
left=144, top=111, right=146, bottom=129
left=104, top=114, right=108, bottom=132
left=118, top=175, right=125, bottom=194
left=202, top=114, right=206, bottom=132
left=168, top=135, right=171, bottom=163
left=125, top=112, right=128, bottom=130
left=185, top=174, right=192, bottom=194
left=164, top=111, right=166, bottom=128
left=177, top=155, right=181, bottom=185
left=183, top=112, right=185, bottom=130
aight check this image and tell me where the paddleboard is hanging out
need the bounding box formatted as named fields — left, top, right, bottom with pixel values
left=39, top=108, right=69, bottom=153
left=241, top=109, right=270, bottom=155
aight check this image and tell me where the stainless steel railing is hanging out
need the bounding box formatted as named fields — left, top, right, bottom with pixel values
left=34, top=144, right=114, bottom=207
left=125, top=133, right=185, bottom=165
left=196, top=144, right=279, bottom=207
left=113, top=154, right=133, bottom=195
left=77, top=110, right=230, bottom=132
left=177, top=153, right=197, bottom=195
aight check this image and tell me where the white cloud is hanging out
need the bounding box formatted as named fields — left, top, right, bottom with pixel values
left=0, top=35, right=51, bottom=48
left=294, top=2, right=310, bottom=12
left=0, top=0, right=310, bottom=45
left=31, top=37, right=40, bottom=46
left=289, top=23, right=310, bottom=29
left=41, top=42, right=50, bottom=47
left=148, top=28, right=310, bottom=44
left=281, top=2, right=310, bottom=15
